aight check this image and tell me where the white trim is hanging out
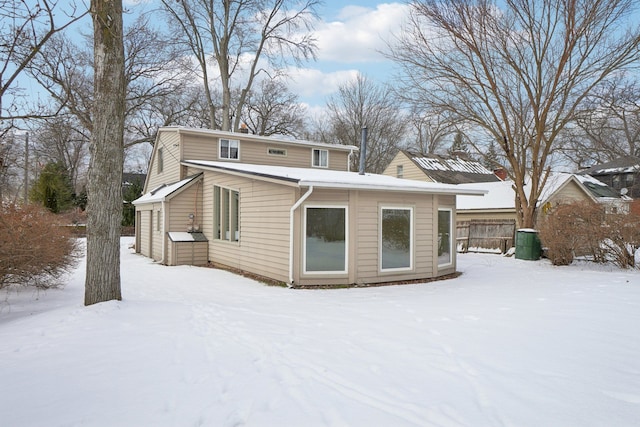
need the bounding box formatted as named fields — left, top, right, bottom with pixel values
left=379, top=206, right=414, bottom=273
left=302, top=204, right=349, bottom=275
left=213, top=184, right=240, bottom=243
left=219, top=138, right=240, bottom=161
left=289, top=186, right=314, bottom=286
left=437, top=208, right=454, bottom=268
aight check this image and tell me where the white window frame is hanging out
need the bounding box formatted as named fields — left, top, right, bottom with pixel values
left=303, top=205, right=348, bottom=275
left=396, top=165, right=404, bottom=178
left=379, top=206, right=414, bottom=272
left=438, top=208, right=453, bottom=268
left=213, top=185, right=240, bottom=243
left=219, top=138, right=240, bottom=160
left=312, top=148, right=328, bottom=168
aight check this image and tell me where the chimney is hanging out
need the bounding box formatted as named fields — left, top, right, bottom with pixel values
left=359, top=126, right=367, bottom=175
left=494, top=167, right=508, bottom=181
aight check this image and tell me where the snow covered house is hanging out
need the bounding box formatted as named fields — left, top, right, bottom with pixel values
left=456, top=173, right=628, bottom=223
left=579, top=156, right=640, bottom=199
left=383, top=150, right=502, bottom=184
left=133, top=127, right=484, bottom=286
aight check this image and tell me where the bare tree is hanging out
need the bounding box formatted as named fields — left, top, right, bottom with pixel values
left=406, top=109, right=458, bottom=155
left=322, top=74, right=408, bottom=173
left=559, top=76, right=640, bottom=169
left=0, top=0, right=86, bottom=119
left=28, top=15, right=189, bottom=148
left=241, top=78, right=307, bottom=137
left=161, top=0, right=319, bottom=131
left=30, top=115, right=88, bottom=192
left=85, top=0, right=125, bottom=305
left=390, top=0, right=640, bottom=227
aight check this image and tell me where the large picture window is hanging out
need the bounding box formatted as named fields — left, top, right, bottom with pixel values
left=304, top=206, right=347, bottom=274
left=438, top=208, right=452, bottom=266
left=219, top=139, right=239, bottom=160
left=380, top=207, right=413, bottom=271
left=214, top=185, right=239, bottom=242
left=312, top=148, right=328, bottom=168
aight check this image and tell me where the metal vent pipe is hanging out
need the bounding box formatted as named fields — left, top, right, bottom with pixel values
left=359, top=126, right=367, bottom=175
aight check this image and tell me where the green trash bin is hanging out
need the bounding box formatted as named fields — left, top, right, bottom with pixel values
left=515, top=229, right=541, bottom=260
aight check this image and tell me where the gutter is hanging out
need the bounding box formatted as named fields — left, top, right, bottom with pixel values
left=161, top=201, right=166, bottom=264
left=288, top=186, right=314, bottom=287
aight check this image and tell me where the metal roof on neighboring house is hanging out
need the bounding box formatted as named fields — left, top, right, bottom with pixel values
left=405, top=151, right=501, bottom=184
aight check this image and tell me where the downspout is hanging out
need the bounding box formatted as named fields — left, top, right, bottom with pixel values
left=161, top=201, right=166, bottom=264
left=289, top=186, right=314, bottom=287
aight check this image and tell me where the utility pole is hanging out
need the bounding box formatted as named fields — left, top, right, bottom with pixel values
left=24, top=132, right=29, bottom=203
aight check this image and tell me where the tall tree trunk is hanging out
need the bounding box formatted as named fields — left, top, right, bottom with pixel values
left=85, top=0, right=125, bottom=305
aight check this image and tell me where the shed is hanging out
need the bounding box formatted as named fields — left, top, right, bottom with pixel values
left=167, top=232, right=208, bottom=266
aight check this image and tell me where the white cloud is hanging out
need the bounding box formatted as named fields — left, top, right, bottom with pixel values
left=313, top=2, right=410, bottom=63
left=287, top=68, right=359, bottom=97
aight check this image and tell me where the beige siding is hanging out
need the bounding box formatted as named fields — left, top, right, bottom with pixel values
left=383, top=152, right=432, bottom=182
left=182, top=134, right=218, bottom=162
left=167, top=182, right=204, bottom=233
left=182, top=133, right=351, bottom=171
left=296, top=189, right=438, bottom=286
left=168, top=240, right=208, bottom=266
left=145, top=131, right=182, bottom=192
left=546, top=180, right=591, bottom=206
left=201, top=170, right=296, bottom=283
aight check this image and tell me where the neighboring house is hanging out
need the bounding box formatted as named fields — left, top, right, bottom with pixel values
left=454, top=173, right=628, bottom=253
left=383, top=150, right=502, bottom=184
left=456, top=173, right=628, bottom=223
left=133, top=127, right=484, bottom=287
left=579, top=156, right=640, bottom=199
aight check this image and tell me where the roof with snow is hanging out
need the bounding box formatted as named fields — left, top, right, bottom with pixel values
left=456, top=173, right=621, bottom=211
left=579, top=156, right=640, bottom=176
left=182, top=160, right=487, bottom=196
left=133, top=174, right=202, bottom=205
left=404, top=151, right=501, bottom=184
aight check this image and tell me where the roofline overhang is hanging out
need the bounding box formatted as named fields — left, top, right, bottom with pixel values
left=132, top=173, right=203, bottom=205
left=183, top=160, right=487, bottom=196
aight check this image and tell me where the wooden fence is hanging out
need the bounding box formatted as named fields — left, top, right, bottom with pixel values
left=456, top=219, right=516, bottom=254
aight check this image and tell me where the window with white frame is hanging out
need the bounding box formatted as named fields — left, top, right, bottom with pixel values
left=396, top=165, right=404, bottom=178
left=438, top=208, right=453, bottom=266
left=304, top=206, right=347, bottom=273
left=219, top=139, right=239, bottom=160
left=380, top=207, right=413, bottom=271
left=312, top=148, right=328, bottom=168
left=214, top=185, right=239, bottom=242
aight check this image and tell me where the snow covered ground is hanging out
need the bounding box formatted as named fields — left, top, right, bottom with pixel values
left=1, top=238, right=639, bottom=427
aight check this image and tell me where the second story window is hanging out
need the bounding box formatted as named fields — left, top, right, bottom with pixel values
left=397, top=165, right=404, bottom=178
left=157, top=147, right=164, bottom=173
left=312, top=148, right=328, bottom=168
left=220, top=139, right=239, bottom=160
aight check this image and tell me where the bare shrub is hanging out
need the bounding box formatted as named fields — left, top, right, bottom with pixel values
left=539, top=201, right=640, bottom=268
left=538, top=202, right=605, bottom=266
left=0, top=204, right=79, bottom=290
left=600, top=212, right=640, bottom=269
